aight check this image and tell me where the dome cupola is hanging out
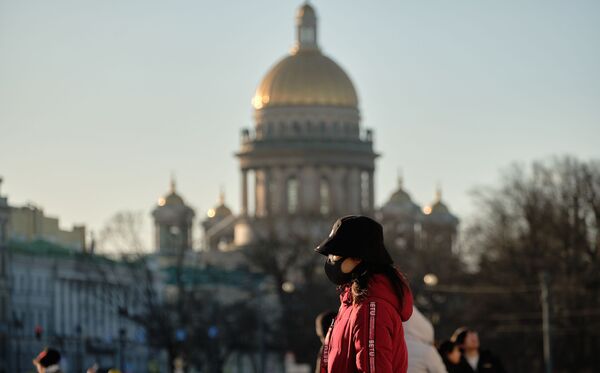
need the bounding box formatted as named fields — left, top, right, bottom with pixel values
left=251, top=3, right=358, bottom=110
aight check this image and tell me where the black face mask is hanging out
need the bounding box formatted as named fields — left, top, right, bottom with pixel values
left=324, top=257, right=367, bottom=285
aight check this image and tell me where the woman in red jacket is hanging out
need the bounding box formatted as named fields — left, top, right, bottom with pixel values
left=315, top=215, right=413, bottom=373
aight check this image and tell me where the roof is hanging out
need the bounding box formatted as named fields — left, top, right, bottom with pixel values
left=7, top=238, right=117, bottom=265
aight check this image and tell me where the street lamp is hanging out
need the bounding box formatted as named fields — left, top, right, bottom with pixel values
left=12, top=313, right=23, bottom=373
left=119, top=328, right=126, bottom=372
left=281, top=281, right=295, bottom=294
left=423, top=273, right=439, bottom=287
left=422, top=273, right=440, bottom=325
left=75, top=325, right=83, bottom=373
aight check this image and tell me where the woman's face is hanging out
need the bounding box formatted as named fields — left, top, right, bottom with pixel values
left=464, top=331, right=480, bottom=349
left=448, top=346, right=461, bottom=364
left=329, top=255, right=362, bottom=273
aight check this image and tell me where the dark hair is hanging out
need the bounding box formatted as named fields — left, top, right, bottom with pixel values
left=315, top=311, right=337, bottom=340
left=347, top=263, right=407, bottom=305
left=451, top=326, right=474, bottom=346
left=439, top=340, right=456, bottom=355
left=438, top=340, right=459, bottom=366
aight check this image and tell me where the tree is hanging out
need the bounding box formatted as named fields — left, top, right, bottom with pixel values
left=243, top=220, right=338, bottom=369
left=463, top=156, right=600, bottom=372
left=87, top=210, right=187, bottom=372
left=93, top=210, right=278, bottom=373
left=97, top=210, right=147, bottom=253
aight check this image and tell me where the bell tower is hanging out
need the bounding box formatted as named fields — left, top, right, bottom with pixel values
left=151, top=176, right=195, bottom=255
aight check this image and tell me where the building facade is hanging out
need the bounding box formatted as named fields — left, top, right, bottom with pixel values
left=8, top=204, right=86, bottom=251
left=0, top=178, right=11, bottom=372
left=5, top=239, right=164, bottom=372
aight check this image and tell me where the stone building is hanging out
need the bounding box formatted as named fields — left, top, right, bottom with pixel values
left=378, top=177, right=459, bottom=261
left=205, top=3, right=378, bottom=250
left=8, top=203, right=86, bottom=251
left=152, top=177, right=195, bottom=256
left=0, top=178, right=11, bottom=372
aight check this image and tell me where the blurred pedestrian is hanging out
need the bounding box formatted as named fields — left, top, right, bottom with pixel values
left=32, top=347, right=62, bottom=373
left=451, top=327, right=506, bottom=373
left=314, top=310, right=338, bottom=373
left=315, top=215, right=414, bottom=373
left=438, top=340, right=461, bottom=373
left=403, top=306, right=447, bottom=373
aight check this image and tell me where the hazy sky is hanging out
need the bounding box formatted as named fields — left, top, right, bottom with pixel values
left=1, top=0, right=599, bottom=249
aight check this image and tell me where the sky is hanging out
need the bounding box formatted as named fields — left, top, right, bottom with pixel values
left=1, top=0, right=599, bottom=250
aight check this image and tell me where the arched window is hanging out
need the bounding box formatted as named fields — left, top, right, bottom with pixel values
left=287, top=177, right=299, bottom=214
left=320, top=178, right=331, bottom=215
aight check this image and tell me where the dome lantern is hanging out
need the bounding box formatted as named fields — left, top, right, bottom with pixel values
left=294, top=3, right=318, bottom=53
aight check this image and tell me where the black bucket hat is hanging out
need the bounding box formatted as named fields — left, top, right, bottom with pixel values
left=315, top=215, right=393, bottom=265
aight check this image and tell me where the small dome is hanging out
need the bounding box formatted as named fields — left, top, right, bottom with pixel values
left=389, top=188, right=411, bottom=204
left=159, top=192, right=184, bottom=207
left=252, top=51, right=358, bottom=110
left=206, top=190, right=233, bottom=219
left=157, top=177, right=186, bottom=207
left=430, top=200, right=450, bottom=214
left=207, top=204, right=232, bottom=219
left=382, top=176, right=422, bottom=217
left=423, top=186, right=459, bottom=225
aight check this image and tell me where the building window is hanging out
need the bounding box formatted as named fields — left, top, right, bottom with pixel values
left=287, top=177, right=299, bottom=214
left=300, top=27, right=315, bottom=44
left=320, top=178, right=331, bottom=215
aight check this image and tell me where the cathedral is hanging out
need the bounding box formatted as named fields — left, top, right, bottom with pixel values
left=152, top=3, right=459, bottom=262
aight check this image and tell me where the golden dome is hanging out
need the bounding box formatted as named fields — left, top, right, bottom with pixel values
left=252, top=3, right=358, bottom=110
left=252, top=51, right=358, bottom=110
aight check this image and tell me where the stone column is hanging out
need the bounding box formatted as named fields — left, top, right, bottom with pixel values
left=331, top=167, right=346, bottom=215
left=269, top=167, right=282, bottom=216
left=264, top=168, right=271, bottom=217
left=302, top=166, right=318, bottom=214
left=369, top=170, right=375, bottom=214
left=241, top=169, right=248, bottom=216
left=255, top=168, right=267, bottom=217
left=349, top=168, right=361, bottom=213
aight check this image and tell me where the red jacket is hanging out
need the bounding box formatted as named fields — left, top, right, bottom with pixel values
left=322, top=273, right=413, bottom=373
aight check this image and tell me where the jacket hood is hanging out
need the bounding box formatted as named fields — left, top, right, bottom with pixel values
left=367, top=273, right=413, bottom=321
left=403, top=306, right=434, bottom=344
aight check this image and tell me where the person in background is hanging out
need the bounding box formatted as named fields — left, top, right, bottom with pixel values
left=315, top=215, right=413, bottom=373
left=451, top=327, right=506, bottom=373
left=403, top=306, right=447, bottom=373
left=32, top=347, right=62, bottom=373
left=438, top=340, right=461, bottom=373
left=314, top=310, right=338, bottom=373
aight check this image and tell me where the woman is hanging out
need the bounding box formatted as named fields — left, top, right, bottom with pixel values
left=438, top=340, right=462, bottom=373
left=315, top=215, right=413, bottom=373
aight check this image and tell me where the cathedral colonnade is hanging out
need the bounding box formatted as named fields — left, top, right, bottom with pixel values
left=239, top=164, right=375, bottom=218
